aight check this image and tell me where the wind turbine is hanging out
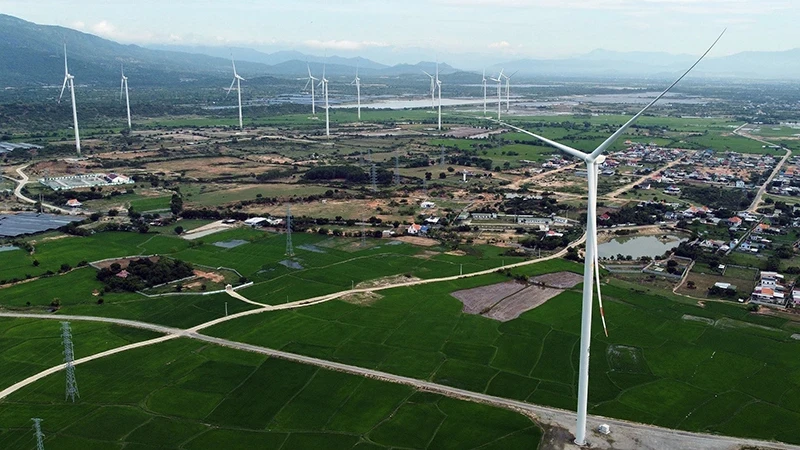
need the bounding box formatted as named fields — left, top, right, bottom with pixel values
left=482, top=69, right=488, bottom=116
left=490, top=69, right=504, bottom=120
left=120, top=65, right=131, bottom=130
left=301, top=63, right=318, bottom=116
left=502, top=70, right=517, bottom=113
left=422, top=70, right=435, bottom=109
left=318, top=65, right=330, bottom=137
left=226, top=56, right=245, bottom=130
left=58, top=44, right=81, bottom=156
left=351, top=66, right=361, bottom=120
left=488, top=31, right=724, bottom=447
left=436, top=62, right=442, bottom=131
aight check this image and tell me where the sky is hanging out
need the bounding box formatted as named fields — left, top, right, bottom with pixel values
left=1, top=0, right=797, bottom=66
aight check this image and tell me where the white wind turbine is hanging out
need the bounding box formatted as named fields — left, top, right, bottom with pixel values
left=351, top=66, right=362, bottom=120
left=490, top=31, right=724, bottom=447
left=436, top=62, right=442, bottom=130
left=490, top=69, right=504, bottom=120
left=422, top=70, right=435, bottom=109
left=120, top=65, right=131, bottom=130
left=58, top=44, right=81, bottom=156
left=318, top=65, right=330, bottom=137
left=301, top=63, right=318, bottom=116
left=482, top=69, right=488, bottom=116
left=501, top=70, right=517, bottom=113
left=226, top=56, right=245, bottom=130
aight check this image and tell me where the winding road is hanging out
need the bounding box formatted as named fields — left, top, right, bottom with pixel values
left=10, top=164, right=73, bottom=214
left=733, top=124, right=793, bottom=212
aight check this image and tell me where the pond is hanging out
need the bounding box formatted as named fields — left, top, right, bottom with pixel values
left=598, top=234, right=688, bottom=259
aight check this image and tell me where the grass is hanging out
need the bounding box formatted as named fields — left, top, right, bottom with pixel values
left=202, top=270, right=800, bottom=445
left=0, top=338, right=542, bottom=450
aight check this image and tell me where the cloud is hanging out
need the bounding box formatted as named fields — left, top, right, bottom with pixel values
left=303, top=39, right=390, bottom=50
left=71, top=21, right=85, bottom=30
left=434, top=0, right=792, bottom=14
left=90, top=20, right=117, bottom=36
left=488, top=41, right=511, bottom=49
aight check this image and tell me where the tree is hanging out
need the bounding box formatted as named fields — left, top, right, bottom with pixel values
left=32, top=259, right=40, bottom=267
left=687, top=280, right=696, bottom=289
left=425, top=172, right=432, bottom=180
left=174, top=226, right=184, bottom=235
left=439, top=172, right=447, bottom=179
left=170, top=193, right=184, bottom=215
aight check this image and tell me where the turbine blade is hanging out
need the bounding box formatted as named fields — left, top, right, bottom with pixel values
left=490, top=119, right=589, bottom=161
left=58, top=77, right=68, bottom=103
left=304, top=78, right=311, bottom=91
left=225, top=78, right=236, bottom=98
left=120, top=77, right=124, bottom=101
left=422, top=70, right=432, bottom=77
left=307, top=63, right=312, bottom=78
left=231, top=56, right=237, bottom=75
left=594, top=228, right=609, bottom=338
left=589, top=29, right=725, bottom=160
left=63, top=44, right=69, bottom=76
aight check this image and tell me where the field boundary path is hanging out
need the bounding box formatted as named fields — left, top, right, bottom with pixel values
left=606, top=155, right=689, bottom=198
left=734, top=124, right=793, bottom=212
left=0, top=311, right=798, bottom=450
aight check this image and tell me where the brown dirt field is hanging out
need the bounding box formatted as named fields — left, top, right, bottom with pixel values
left=91, top=255, right=159, bottom=270
left=141, top=157, right=269, bottom=177
left=413, top=250, right=441, bottom=260
left=452, top=281, right=526, bottom=315
left=356, top=275, right=422, bottom=289
left=247, top=154, right=295, bottom=164
left=445, top=250, right=467, bottom=256
left=340, top=291, right=383, bottom=306
left=96, top=150, right=161, bottom=161
left=393, top=236, right=438, bottom=247
left=531, top=271, right=584, bottom=289
left=194, top=269, right=225, bottom=283
left=483, top=285, right=564, bottom=321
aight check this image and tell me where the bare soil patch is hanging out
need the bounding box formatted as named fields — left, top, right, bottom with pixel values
left=413, top=250, right=440, bottom=260
left=445, top=250, right=466, bottom=256
left=483, top=285, right=564, bottom=321
left=340, top=291, right=383, bottom=306
left=452, top=281, right=525, bottom=315
left=356, top=275, right=421, bottom=289
left=531, top=271, right=583, bottom=289
left=194, top=269, right=225, bottom=283
left=393, top=236, right=438, bottom=247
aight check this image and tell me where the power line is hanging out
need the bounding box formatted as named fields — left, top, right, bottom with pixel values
left=61, top=322, right=79, bottom=402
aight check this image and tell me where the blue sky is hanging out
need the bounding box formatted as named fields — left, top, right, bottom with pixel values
left=1, top=0, right=796, bottom=64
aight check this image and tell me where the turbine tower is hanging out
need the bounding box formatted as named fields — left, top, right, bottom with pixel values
left=490, top=31, right=723, bottom=446
left=351, top=67, right=362, bottom=120
left=482, top=69, right=488, bottom=116
left=490, top=69, right=504, bottom=120
left=226, top=56, right=245, bottom=130
left=302, top=64, right=318, bottom=116
left=120, top=65, right=131, bottom=130
left=436, top=63, right=442, bottom=131
left=422, top=70, right=435, bottom=109
left=58, top=44, right=81, bottom=156
left=502, top=71, right=517, bottom=113
left=318, top=66, right=330, bottom=137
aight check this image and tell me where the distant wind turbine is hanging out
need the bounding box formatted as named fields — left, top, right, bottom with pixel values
left=351, top=66, right=362, bottom=120
left=422, top=70, right=435, bottom=109
left=319, top=65, right=330, bottom=137
left=482, top=69, right=487, bottom=116
left=58, top=44, right=81, bottom=156
left=436, top=62, right=442, bottom=131
left=120, top=65, right=131, bottom=130
left=226, top=56, right=245, bottom=130
left=501, top=70, right=517, bottom=113
left=301, top=63, right=318, bottom=116
left=490, top=69, right=504, bottom=120
left=488, top=30, right=724, bottom=447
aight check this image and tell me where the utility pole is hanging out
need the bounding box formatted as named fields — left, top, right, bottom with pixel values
left=370, top=164, right=378, bottom=193
left=224, top=302, right=228, bottom=316
left=394, top=154, right=400, bottom=186
left=32, top=418, right=45, bottom=450
left=460, top=264, right=463, bottom=276
left=361, top=218, right=367, bottom=247
left=61, top=322, right=79, bottom=402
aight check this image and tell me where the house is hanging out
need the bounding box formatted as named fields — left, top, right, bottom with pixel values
left=683, top=205, right=711, bottom=218
left=471, top=212, right=497, bottom=220
left=65, top=199, right=82, bottom=208
left=424, top=217, right=440, bottom=225
left=751, top=271, right=788, bottom=307
left=115, top=270, right=130, bottom=279
left=420, top=201, right=436, bottom=209
left=104, top=173, right=132, bottom=184
left=545, top=230, right=564, bottom=238
left=244, top=217, right=268, bottom=227
left=599, top=213, right=611, bottom=222
left=407, top=223, right=422, bottom=235
left=381, top=229, right=396, bottom=238
left=664, top=185, right=681, bottom=195
left=728, top=216, right=743, bottom=227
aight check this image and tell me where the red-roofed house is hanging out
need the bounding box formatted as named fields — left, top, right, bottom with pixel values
left=115, top=270, right=130, bottom=279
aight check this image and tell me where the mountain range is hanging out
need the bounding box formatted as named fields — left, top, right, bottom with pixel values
left=2, top=13, right=800, bottom=88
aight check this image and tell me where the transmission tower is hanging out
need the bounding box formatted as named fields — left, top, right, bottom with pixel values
left=423, top=177, right=428, bottom=197
left=61, top=322, right=79, bottom=402
left=32, top=418, right=44, bottom=450
left=370, top=164, right=378, bottom=192
left=285, top=206, right=294, bottom=257
left=394, top=154, right=400, bottom=186
left=439, top=146, right=445, bottom=166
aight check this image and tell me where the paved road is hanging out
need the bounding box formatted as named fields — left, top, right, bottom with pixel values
left=733, top=124, right=793, bottom=212
left=12, top=164, right=73, bottom=214
left=0, top=311, right=796, bottom=450
left=606, top=156, right=689, bottom=198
